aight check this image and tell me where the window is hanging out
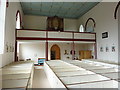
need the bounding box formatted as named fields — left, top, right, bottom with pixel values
left=85, top=18, right=96, bottom=32
left=79, top=25, right=84, bottom=32
left=16, top=11, right=21, bottom=29
left=0, top=0, right=6, bottom=54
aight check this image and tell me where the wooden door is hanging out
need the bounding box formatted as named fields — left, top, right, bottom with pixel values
left=51, top=44, right=61, bottom=60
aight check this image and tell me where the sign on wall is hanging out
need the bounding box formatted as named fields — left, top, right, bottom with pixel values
left=102, top=32, right=108, bottom=39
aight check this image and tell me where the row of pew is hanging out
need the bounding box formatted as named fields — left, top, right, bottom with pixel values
left=45, top=60, right=119, bottom=89
left=1, top=61, right=34, bottom=89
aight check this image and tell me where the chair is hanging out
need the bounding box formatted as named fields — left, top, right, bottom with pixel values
left=38, top=58, right=45, bottom=65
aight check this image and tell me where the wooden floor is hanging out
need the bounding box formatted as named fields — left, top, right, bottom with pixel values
left=32, top=67, right=51, bottom=88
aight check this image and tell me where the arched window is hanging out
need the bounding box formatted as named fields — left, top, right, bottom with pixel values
left=114, top=1, right=120, bottom=19
left=16, top=11, right=21, bottom=29
left=79, top=25, right=84, bottom=32
left=85, top=18, right=96, bottom=32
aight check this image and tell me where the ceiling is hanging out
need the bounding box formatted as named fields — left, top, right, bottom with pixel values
left=20, top=2, right=100, bottom=19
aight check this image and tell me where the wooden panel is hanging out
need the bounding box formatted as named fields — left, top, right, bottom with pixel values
left=48, top=31, right=72, bottom=39
left=79, top=51, right=84, bottom=60
left=84, top=50, right=92, bottom=59
left=17, top=30, right=46, bottom=37
left=79, top=50, right=92, bottom=60
left=74, top=33, right=95, bottom=39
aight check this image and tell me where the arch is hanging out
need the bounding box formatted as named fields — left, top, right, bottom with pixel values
left=85, top=18, right=96, bottom=32
left=114, top=1, right=120, bottom=19
left=50, top=44, right=61, bottom=60
left=16, top=10, right=22, bottom=29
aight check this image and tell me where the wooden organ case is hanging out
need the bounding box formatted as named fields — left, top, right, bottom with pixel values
left=47, top=16, right=64, bottom=31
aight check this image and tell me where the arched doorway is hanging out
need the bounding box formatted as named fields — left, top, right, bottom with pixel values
left=50, top=44, right=61, bottom=60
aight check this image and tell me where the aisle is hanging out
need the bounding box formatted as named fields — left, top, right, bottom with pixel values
left=32, top=67, right=51, bottom=88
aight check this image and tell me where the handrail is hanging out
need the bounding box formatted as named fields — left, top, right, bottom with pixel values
left=17, top=37, right=96, bottom=42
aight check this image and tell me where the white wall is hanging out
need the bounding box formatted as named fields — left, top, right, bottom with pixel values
left=23, top=15, right=47, bottom=30
left=78, top=2, right=118, bottom=63
left=64, top=19, right=78, bottom=32
left=2, top=2, right=118, bottom=67
left=118, top=6, right=120, bottom=63
left=48, top=42, right=74, bottom=60
left=23, top=15, right=78, bottom=32
left=0, top=0, right=6, bottom=68
left=0, top=0, right=6, bottom=55
left=19, top=42, right=46, bottom=64
left=48, top=43, right=94, bottom=60
left=19, top=42, right=94, bottom=63
left=1, top=2, right=23, bottom=67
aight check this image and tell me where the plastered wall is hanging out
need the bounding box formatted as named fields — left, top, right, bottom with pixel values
left=1, top=2, right=23, bottom=67
left=78, top=2, right=118, bottom=63
left=19, top=42, right=94, bottom=63
left=118, top=6, right=120, bottom=63
left=23, top=15, right=78, bottom=32
left=2, top=2, right=119, bottom=67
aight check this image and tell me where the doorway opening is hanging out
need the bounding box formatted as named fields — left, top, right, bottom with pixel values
left=50, top=44, right=61, bottom=60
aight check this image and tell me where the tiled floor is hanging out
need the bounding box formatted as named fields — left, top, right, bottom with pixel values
left=32, top=66, right=51, bottom=88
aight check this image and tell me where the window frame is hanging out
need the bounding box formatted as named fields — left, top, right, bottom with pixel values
left=16, top=10, right=22, bottom=29
left=79, top=24, right=84, bottom=32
